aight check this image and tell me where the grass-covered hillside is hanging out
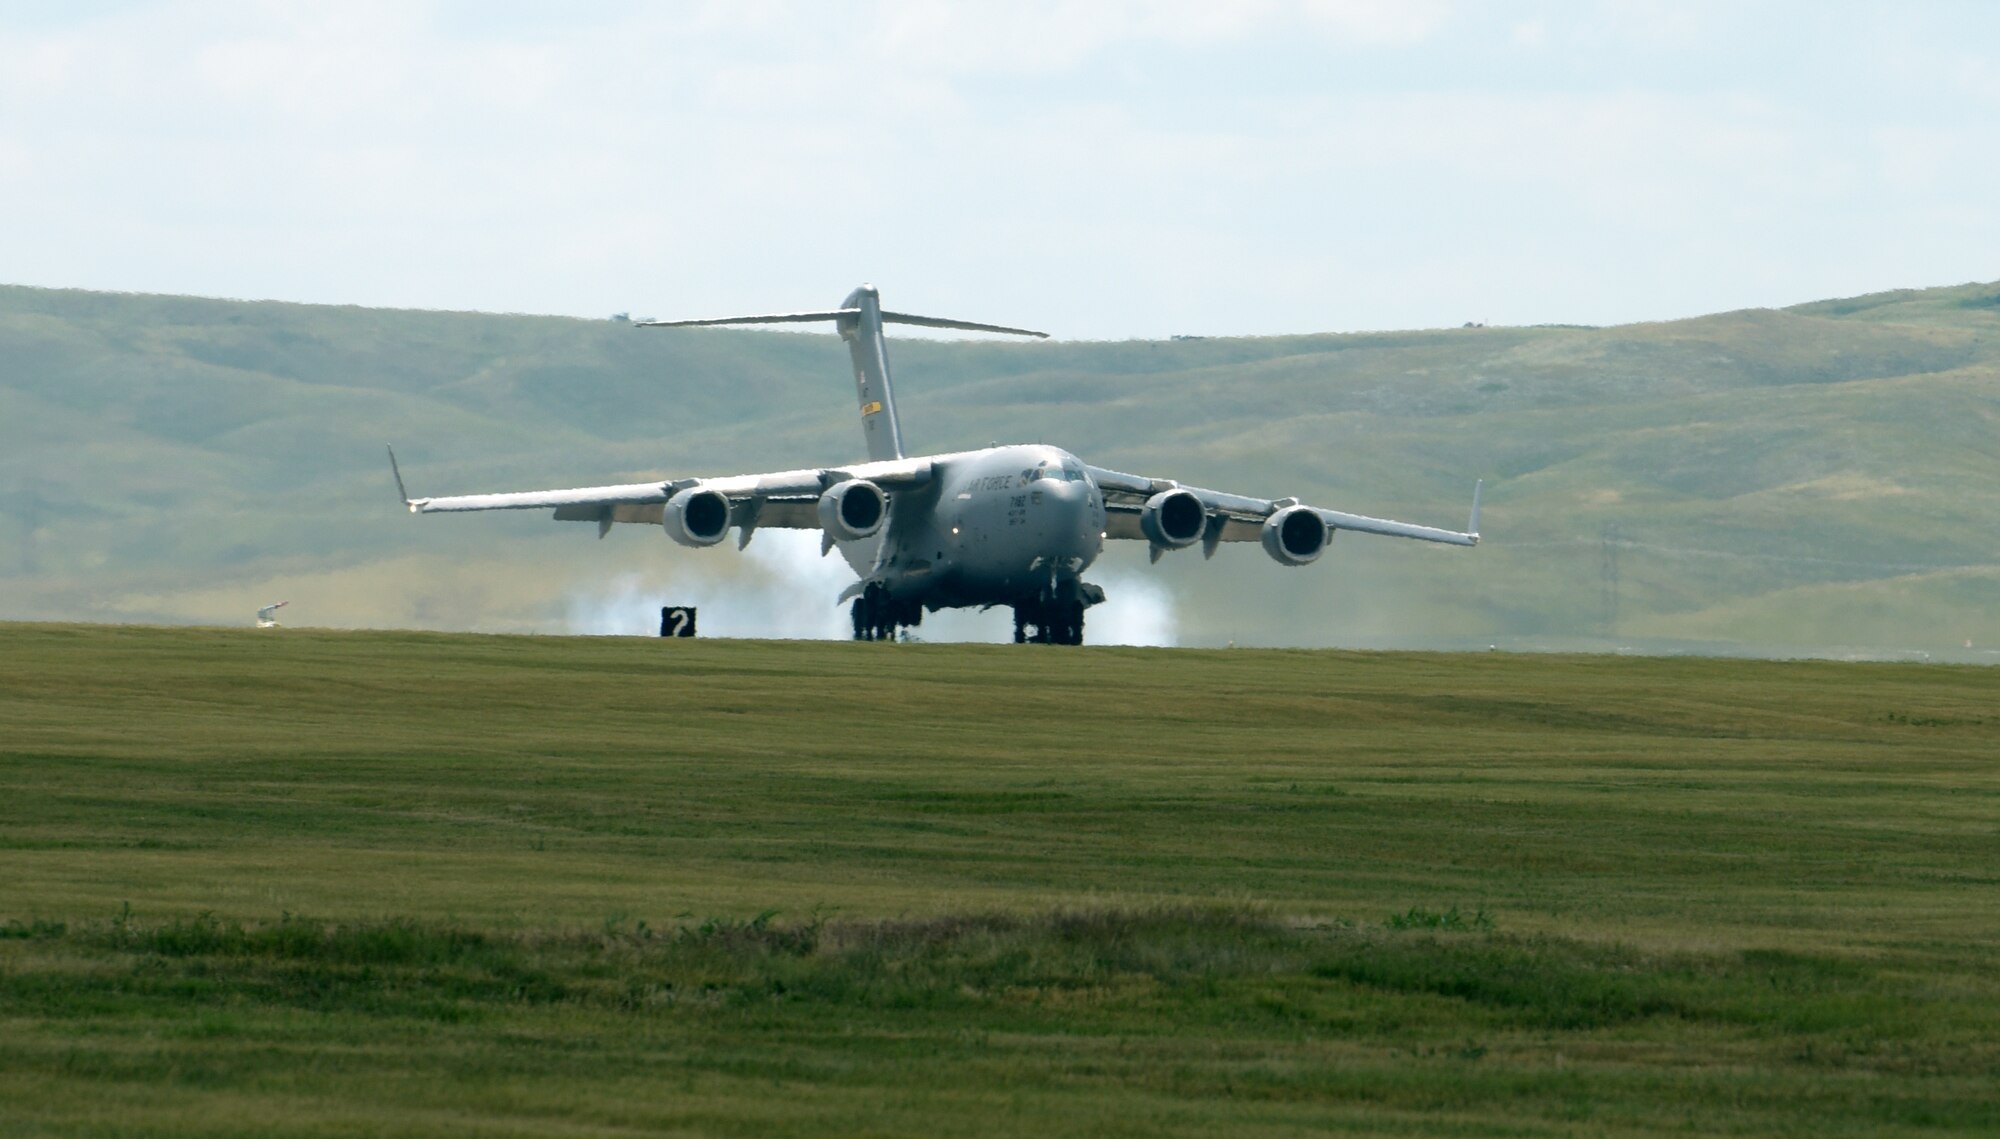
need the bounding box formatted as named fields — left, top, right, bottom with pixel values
left=3, top=281, right=1998, bottom=651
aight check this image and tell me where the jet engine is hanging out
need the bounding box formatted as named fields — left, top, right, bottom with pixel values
left=1139, top=489, right=1206, bottom=550
left=663, top=487, right=732, bottom=547
left=817, top=478, right=888, bottom=543
left=1261, top=504, right=1327, bottom=566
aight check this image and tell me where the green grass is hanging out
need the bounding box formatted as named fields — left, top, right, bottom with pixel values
left=2, top=622, right=1999, bottom=1135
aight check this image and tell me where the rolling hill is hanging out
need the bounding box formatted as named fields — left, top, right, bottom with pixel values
left=3, top=280, right=1998, bottom=653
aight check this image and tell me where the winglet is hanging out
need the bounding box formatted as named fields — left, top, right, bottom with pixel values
left=387, top=445, right=417, bottom=512
left=1468, top=479, right=1483, bottom=542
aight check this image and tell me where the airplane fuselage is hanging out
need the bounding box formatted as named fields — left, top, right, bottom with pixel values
left=840, top=444, right=1106, bottom=612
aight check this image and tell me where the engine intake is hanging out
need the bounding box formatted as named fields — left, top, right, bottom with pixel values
left=1261, top=504, right=1327, bottom=566
left=817, top=479, right=887, bottom=543
left=663, top=487, right=732, bottom=547
left=1140, top=489, right=1206, bottom=550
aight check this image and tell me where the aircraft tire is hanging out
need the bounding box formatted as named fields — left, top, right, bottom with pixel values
left=863, top=584, right=894, bottom=642
left=1014, top=599, right=1088, bottom=645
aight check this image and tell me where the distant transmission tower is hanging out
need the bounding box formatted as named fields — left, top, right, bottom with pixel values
left=1599, top=522, right=1622, bottom=637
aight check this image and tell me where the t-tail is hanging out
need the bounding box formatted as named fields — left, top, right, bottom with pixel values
left=637, top=285, right=1047, bottom=462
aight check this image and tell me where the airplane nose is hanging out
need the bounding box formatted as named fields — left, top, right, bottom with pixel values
left=1042, top=476, right=1085, bottom=511
left=1039, top=477, right=1093, bottom=549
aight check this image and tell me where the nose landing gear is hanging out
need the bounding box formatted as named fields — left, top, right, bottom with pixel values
left=1011, top=597, right=1087, bottom=646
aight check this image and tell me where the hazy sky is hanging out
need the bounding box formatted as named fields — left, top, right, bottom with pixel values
left=3, top=1, right=1996, bottom=338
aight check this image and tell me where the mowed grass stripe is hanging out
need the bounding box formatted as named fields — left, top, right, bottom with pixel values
left=2, top=622, right=1997, bottom=1136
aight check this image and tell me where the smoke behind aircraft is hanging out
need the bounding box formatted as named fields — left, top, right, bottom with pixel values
left=563, top=530, right=1177, bottom=645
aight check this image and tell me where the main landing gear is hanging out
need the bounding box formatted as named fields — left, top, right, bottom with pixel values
left=851, top=583, right=921, bottom=642
left=851, top=582, right=1097, bottom=646
left=1012, top=598, right=1085, bottom=646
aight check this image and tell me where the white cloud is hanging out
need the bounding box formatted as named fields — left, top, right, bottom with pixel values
left=1579, top=0, right=1708, bottom=50
left=869, top=1, right=1284, bottom=73
left=1299, top=0, right=1450, bottom=45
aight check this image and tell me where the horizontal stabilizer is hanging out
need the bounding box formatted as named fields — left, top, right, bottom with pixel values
left=881, top=311, right=1048, bottom=338
left=636, top=310, right=851, bottom=329
left=635, top=286, right=1044, bottom=463
left=637, top=309, right=1046, bottom=338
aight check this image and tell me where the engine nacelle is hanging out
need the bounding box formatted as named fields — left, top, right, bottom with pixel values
left=663, top=487, right=732, bottom=548
left=1261, top=504, right=1327, bottom=566
left=817, top=479, right=887, bottom=543
left=1139, top=489, right=1206, bottom=550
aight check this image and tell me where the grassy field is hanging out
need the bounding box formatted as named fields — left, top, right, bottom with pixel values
left=2, top=622, right=1997, bottom=1136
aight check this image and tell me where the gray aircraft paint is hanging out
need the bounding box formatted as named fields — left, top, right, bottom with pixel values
left=840, top=286, right=903, bottom=462
left=391, top=286, right=1479, bottom=644
left=867, top=444, right=1104, bottom=607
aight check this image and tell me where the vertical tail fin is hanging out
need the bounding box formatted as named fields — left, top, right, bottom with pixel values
left=637, top=286, right=1047, bottom=462
left=836, top=286, right=903, bottom=461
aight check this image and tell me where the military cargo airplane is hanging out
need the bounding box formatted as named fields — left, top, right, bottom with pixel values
left=391, top=286, right=1480, bottom=644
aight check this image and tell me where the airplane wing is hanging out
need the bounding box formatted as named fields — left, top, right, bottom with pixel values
left=389, top=447, right=933, bottom=539
left=1088, top=464, right=1480, bottom=556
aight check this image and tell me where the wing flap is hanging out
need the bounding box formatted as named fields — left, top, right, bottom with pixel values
left=744, top=498, right=820, bottom=529
left=552, top=502, right=665, bottom=525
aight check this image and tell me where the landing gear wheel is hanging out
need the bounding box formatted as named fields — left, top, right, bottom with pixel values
left=852, top=584, right=904, bottom=642
left=1061, top=600, right=1085, bottom=646
left=1010, top=599, right=1084, bottom=645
